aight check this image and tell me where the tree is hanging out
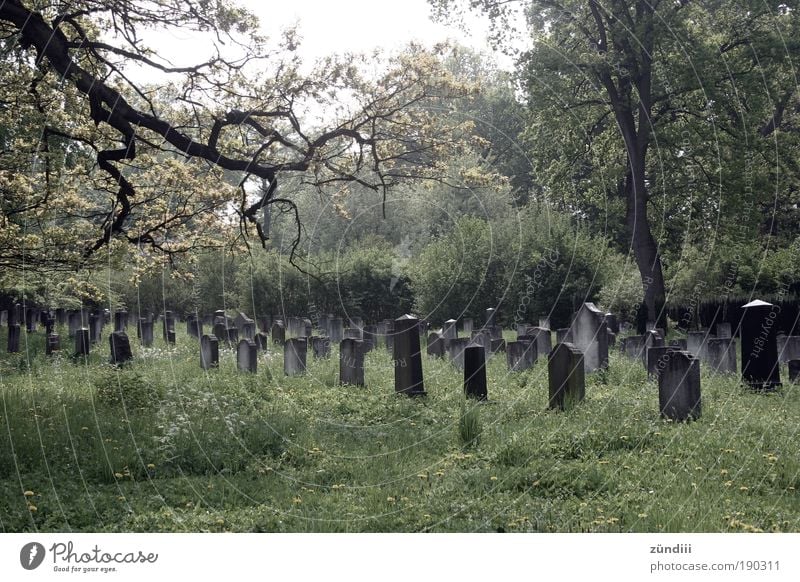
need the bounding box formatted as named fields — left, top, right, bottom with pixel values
left=431, top=0, right=800, bottom=323
left=0, top=0, right=471, bottom=279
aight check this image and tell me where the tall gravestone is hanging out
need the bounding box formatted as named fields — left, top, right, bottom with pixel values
left=393, top=314, right=425, bottom=396
left=525, top=326, right=552, bottom=361
left=340, top=339, right=365, bottom=386
left=254, top=332, right=269, bottom=351
left=88, top=313, right=101, bottom=344
left=113, top=310, right=128, bottom=333
left=7, top=324, right=20, bottom=353
left=200, top=334, right=219, bottom=370
left=442, top=319, right=458, bottom=341
left=109, top=332, right=133, bottom=365
left=163, top=311, right=175, bottom=342
left=571, top=303, right=608, bottom=373
left=548, top=342, right=585, bottom=411
left=740, top=299, right=781, bottom=390
left=237, top=339, right=258, bottom=373
left=485, top=308, right=497, bottom=329
left=311, top=336, right=331, bottom=359
left=658, top=350, right=701, bottom=421
left=463, top=345, right=487, bottom=401
left=75, top=328, right=90, bottom=356
left=642, top=329, right=664, bottom=366
left=287, top=316, right=306, bottom=338
left=284, top=338, right=307, bottom=376
left=687, top=330, right=712, bottom=360
left=716, top=322, right=732, bottom=339
left=556, top=328, right=572, bottom=345
left=68, top=311, right=81, bottom=338
left=139, top=319, right=154, bottom=347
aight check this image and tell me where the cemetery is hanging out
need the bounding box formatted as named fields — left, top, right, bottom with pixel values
left=0, top=0, right=798, bottom=537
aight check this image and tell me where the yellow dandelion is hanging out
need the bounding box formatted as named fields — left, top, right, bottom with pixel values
left=606, top=517, right=619, bottom=524
left=739, top=486, right=749, bottom=492
left=387, top=496, right=396, bottom=503
left=490, top=476, right=498, bottom=481
left=720, top=469, right=728, bottom=476
left=147, top=463, right=155, bottom=469
left=28, top=504, right=37, bottom=512
left=417, top=473, right=427, bottom=479
left=533, top=481, right=541, bottom=487
left=638, top=513, right=648, bottom=518
left=400, top=497, right=409, bottom=502
left=724, top=481, right=733, bottom=487
left=23, top=490, right=34, bottom=497
left=292, top=497, right=302, bottom=504
left=114, top=472, right=123, bottom=479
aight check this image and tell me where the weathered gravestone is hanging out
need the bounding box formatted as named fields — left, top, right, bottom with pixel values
left=45, top=317, right=55, bottom=336
left=68, top=311, right=81, bottom=338
left=524, top=326, right=552, bottom=361
left=200, top=334, right=219, bottom=370
left=442, top=319, right=458, bottom=341
left=287, top=316, right=306, bottom=338
left=240, top=319, right=256, bottom=341
left=642, top=329, right=664, bottom=366
left=687, top=330, right=712, bottom=360
left=7, top=324, right=20, bottom=353
left=622, top=335, right=645, bottom=360
left=113, top=310, right=128, bottom=333
left=646, top=346, right=674, bottom=379
left=163, top=311, right=176, bottom=341
left=740, top=299, right=781, bottom=390
left=777, top=335, right=800, bottom=363
left=45, top=333, right=60, bottom=356
left=344, top=327, right=362, bottom=340
left=328, top=318, right=344, bottom=343
left=254, top=332, right=269, bottom=351
left=788, top=360, right=800, bottom=383
left=427, top=332, right=445, bottom=358
left=271, top=321, right=286, bottom=345
left=570, top=303, right=609, bottom=373
left=670, top=338, right=688, bottom=351
left=311, top=336, right=331, bottom=359
left=490, top=338, right=506, bottom=354
left=658, top=350, right=701, bottom=421
left=462, top=318, right=473, bottom=336
left=393, top=315, right=425, bottom=396
left=237, top=339, right=258, bottom=373
left=447, top=337, right=470, bottom=370
left=138, top=319, right=154, bottom=347
left=716, top=322, right=732, bottom=339
left=75, top=328, right=90, bottom=356
left=88, top=313, right=102, bottom=344
left=284, top=338, right=307, bottom=376
left=556, top=328, right=572, bottom=345
left=463, top=345, right=487, bottom=401
left=705, top=337, right=737, bottom=374
left=507, top=340, right=536, bottom=372
left=213, top=322, right=229, bottom=343
left=25, top=308, right=37, bottom=332
left=109, top=332, right=133, bottom=365
left=605, top=313, right=619, bottom=335
left=548, top=342, right=585, bottom=411
left=470, top=330, right=490, bottom=357
left=339, top=339, right=365, bottom=386
left=223, top=327, right=238, bottom=345
left=0, top=310, right=7, bottom=326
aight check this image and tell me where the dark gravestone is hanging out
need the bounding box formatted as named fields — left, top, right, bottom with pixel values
left=740, top=299, right=781, bottom=390
left=284, top=338, right=307, bottom=376
left=304, top=318, right=313, bottom=338
left=716, top=322, right=732, bottom=339
left=166, top=329, right=176, bottom=345
left=642, top=329, right=664, bottom=366
left=25, top=308, right=37, bottom=332
left=470, top=330, right=490, bottom=357
left=607, top=330, right=617, bottom=348
left=427, top=332, right=446, bottom=358
left=0, top=310, right=7, bottom=326
left=45, top=317, right=55, bottom=336
left=88, top=313, right=102, bottom=344
left=571, top=303, right=608, bottom=373
left=328, top=318, right=344, bottom=343
left=109, top=331, right=133, bottom=365
left=7, top=324, right=20, bottom=353
left=525, top=326, right=552, bottom=360
left=288, top=316, right=306, bottom=338
left=187, top=317, right=202, bottom=338
left=163, top=311, right=175, bottom=341
left=670, top=338, right=688, bottom=351
left=447, top=337, right=470, bottom=370
left=311, top=336, right=331, bottom=359
left=442, top=319, right=458, bottom=341
left=68, top=311, right=81, bottom=338
left=488, top=325, right=503, bottom=341
left=463, top=345, right=488, bottom=401
left=213, top=323, right=227, bottom=344
left=271, top=322, right=286, bottom=345
left=393, top=314, right=425, bottom=396
left=705, top=337, right=737, bottom=374
left=200, top=335, right=220, bottom=370
left=605, top=313, right=619, bottom=334
left=55, top=308, right=66, bottom=326
left=548, top=342, right=585, bottom=411
left=485, top=308, right=497, bottom=329
left=507, top=340, right=536, bottom=372
left=646, top=346, right=673, bottom=379
left=139, top=320, right=154, bottom=347
left=224, top=327, right=238, bottom=344
left=344, top=327, right=362, bottom=340
left=556, top=328, right=572, bottom=344
left=213, top=310, right=227, bottom=325
left=240, top=320, right=256, bottom=341
left=339, top=339, right=365, bottom=386
left=788, top=360, right=800, bottom=383
left=258, top=316, right=272, bottom=334
left=45, top=333, right=60, bottom=356
left=75, top=328, right=90, bottom=356
left=113, top=310, right=128, bottom=333
left=237, top=339, right=258, bottom=373
left=254, top=332, right=269, bottom=351
left=658, top=350, right=701, bottom=421
left=490, top=338, right=506, bottom=354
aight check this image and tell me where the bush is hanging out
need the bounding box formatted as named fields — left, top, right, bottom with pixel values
left=94, top=368, right=162, bottom=412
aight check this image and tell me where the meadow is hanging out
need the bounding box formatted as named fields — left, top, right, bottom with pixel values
left=0, top=327, right=798, bottom=533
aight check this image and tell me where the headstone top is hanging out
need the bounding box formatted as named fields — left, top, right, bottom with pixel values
left=742, top=299, right=774, bottom=308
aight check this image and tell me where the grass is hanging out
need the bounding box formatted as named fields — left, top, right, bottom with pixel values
left=0, top=325, right=798, bottom=532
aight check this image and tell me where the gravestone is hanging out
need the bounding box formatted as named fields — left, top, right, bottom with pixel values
left=328, top=318, right=344, bottom=343
left=55, top=308, right=66, bottom=326
left=187, top=317, right=202, bottom=338
left=163, top=311, right=175, bottom=341
left=45, top=317, right=55, bottom=336
left=339, top=339, right=365, bottom=386
left=604, top=313, right=619, bottom=334
left=344, top=327, right=362, bottom=340
left=539, top=316, right=551, bottom=330
left=258, top=316, right=272, bottom=334
left=488, top=325, right=503, bottom=340
left=607, top=330, right=617, bottom=348
left=393, top=314, right=425, bottom=396
left=570, top=303, right=608, bottom=373
left=507, top=340, right=536, bottom=372
left=311, top=336, right=331, bottom=359
left=740, top=299, right=781, bottom=390
left=212, top=322, right=228, bottom=343
left=669, top=338, right=688, bottom=351
left=470, top=330, right=490, bottom=357
left=113, top=310, right=128, bottom=333
left=490, top=338, right=506, bottom=353
left=287, top=316, right=306, bottom=338
left=548, top=342, right=585, bottom=411
left=109, top=331, right=133, bottom=365
left=442, top=319, right=458, bottom=341
left=788, top=360, right=800, bottom=383
left=318, top=315, right=329, bottom=336
left=213, top=310, right=227, bottom=325
left=75, top=328, right=90, bottom=356
left=642, top=329, right=664, bottom=366
left=165, top=329, right=176, bottom=345
left=45, top=333, right=60, bottom=356
left=716, top=322, right=732, bottom=339
left=88, top=313, right=102, bottom=344
left=240, top=320, right=256, bottom=341
left=224, top=327, right=238, bottom=345
left=622, top=335, right=645, bottom=360
left=658, top=350, right=701, bottom=421
left=525, top=327, right=552, bottom=361
left=237, top=339, right=258, bottom=373
left=516, top=323, right=530, bottom=338
left=363, top=325, right=378, bottom=352
left=556, top=328, right=572, bottom=344
left=385, top=321, right=395, bottom=353
left=705, top=337, right=737, bottom=374
left=0, top=310, right=7, bottom=326
left=284, top=338, right=307, bottom=376
left=68, top=311, right=81, bottom=338
left=462, top=318, right=474, bottom=335
left=271, top=321, right=286, bottom=345
left=687, top=331, right=712, bottom=360
left=426, top=332, right=445, bottom=358
left=139, top=319, right=154, bottom=347
left=463, top=345, right=488, bottom=401
left=254, top=332, right=269, bottom=351
left=200, top=334, right=219, bottom=370
left=25, top=308, right=37, bottom=332
left=777, top=335, right=800, bottom=363
left=447, top=337, right=470, bottom=370
left=350, top=316, right=364, bottom=331
left=7, top=324, right=20, bottom=353
left=646, top=346, right=674, bottom=379
left=485, top=308, right=497, bottom=329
